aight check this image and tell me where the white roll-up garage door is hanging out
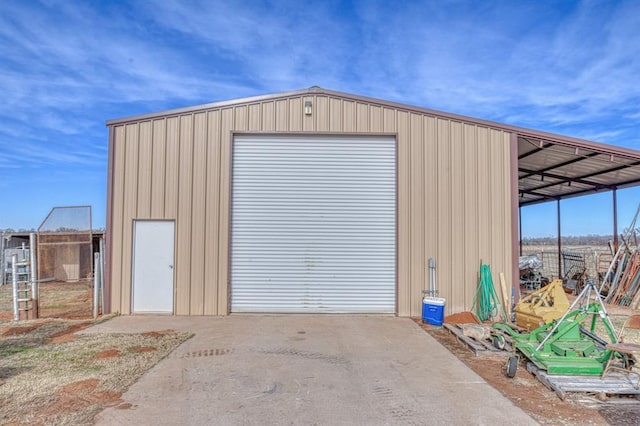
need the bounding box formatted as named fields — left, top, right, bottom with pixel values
left=230, top=135, right=396, bottom=313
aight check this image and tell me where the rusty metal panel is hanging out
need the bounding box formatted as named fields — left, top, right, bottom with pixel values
left=175, top=115, right=193, bottom=315
left=190, top=112, right=208, bottom=315
left=150, top=119, right=166, bottom=218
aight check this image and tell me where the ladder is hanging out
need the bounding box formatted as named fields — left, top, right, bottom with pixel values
left=11, top=254, right=37, bottom=320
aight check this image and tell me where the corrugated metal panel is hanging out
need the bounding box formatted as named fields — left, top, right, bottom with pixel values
left=107, top=91, right=513, bottom=318
left=230, top=135, right=397, bottom=313
left=175, top=115, right=193, bottom=314
left=204, top=110, right=221, bottom=314
left=190, top=112, right=207, bottom=314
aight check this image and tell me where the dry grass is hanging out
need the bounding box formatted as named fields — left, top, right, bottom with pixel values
left=0, top=281, right=95, bottom=321
left=0, top=317, right=192, bottom=425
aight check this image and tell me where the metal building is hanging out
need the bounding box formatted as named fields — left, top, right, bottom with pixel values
left=105, top=87, right=640, bottom=316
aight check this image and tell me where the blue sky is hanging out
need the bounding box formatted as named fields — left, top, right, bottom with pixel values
left=0, top=0, right=639, bottom=237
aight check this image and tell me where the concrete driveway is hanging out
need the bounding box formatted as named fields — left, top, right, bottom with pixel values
left=83, top=316, right=536, bottom=425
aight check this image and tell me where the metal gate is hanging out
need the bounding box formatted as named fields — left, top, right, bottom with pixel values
left=230, top=135, right=396, bottom=313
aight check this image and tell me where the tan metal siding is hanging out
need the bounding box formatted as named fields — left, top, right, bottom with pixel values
left=423, top=116, right=438, bottom=298
left=261, top=102, right=274, bottom=130
left=329, top=97, right=342, bottom=131
left=110, top=125, right=126, bottom=313
left=343, top=101, right=356, bottom=132
left=164, top=117, right=180, bottom=219
left=316, top=96, right=329, bottom=130
left=409, top=113, right=424, bottom=315
left=289, top=97, right=302, bottom=131
left=248, top=104, right=261, bottom=131
left=217, top=108, right=233, bottom=314
left=370, top=105, right=382, bottom=133
left=435, top=119, right=451, bottom=315
left=190, top=112, right=207, bottom=315
left=396, top=110, right=410, bottom=314
left=356, top=103, right=369, bottom=132
left=463, top=124, right=479, bottom=310
left=175, top=115, right=193, bottom=315
left=150, top=119, right=167, bottom=218
left=108, top=93, right=513, bottom=317
left=450, top=121, right=465, bottom=313
left=204, top=110, right=222, bottom=314
left=120, top=124, right=139, bottom=313
left=137, top=121, right=152, bottom=218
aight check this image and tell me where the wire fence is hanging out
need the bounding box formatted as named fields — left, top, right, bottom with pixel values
left=520, top=246, right=613, bottom=290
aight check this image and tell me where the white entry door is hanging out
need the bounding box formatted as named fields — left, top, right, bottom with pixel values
left=132, top=220, right=175, bottom=313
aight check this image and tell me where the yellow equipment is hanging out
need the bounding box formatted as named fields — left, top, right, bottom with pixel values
left=515, top=279, right=570, bottom=330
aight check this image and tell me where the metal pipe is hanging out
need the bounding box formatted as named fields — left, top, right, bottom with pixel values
left=428, top=258, right=437, bottom=296
left=93, top=252, right=100, bottom=318
left=29, top=233, right=38, bottom=318
left=12, top=255, right=18, bottom=321
left=1, top=233, right=5, bottom=287
left=613, top=189, right=618, bottom=248
left=99, top=238, right=105, bottom=312
left=518, top=207, right=523, bottom=256
left=557, top=199, right=562, bottom=278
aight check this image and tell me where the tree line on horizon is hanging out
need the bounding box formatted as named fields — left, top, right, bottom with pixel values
left=522, top=234, right=614, bottom=246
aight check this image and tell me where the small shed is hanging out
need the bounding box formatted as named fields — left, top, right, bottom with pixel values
left=105, top=87, right=640, bottom=316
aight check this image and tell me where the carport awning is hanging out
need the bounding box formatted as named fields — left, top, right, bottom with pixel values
left=518, top=134, right=640, bottom=206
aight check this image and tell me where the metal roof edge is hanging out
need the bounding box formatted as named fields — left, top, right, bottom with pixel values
left=105, top=87, right=324, bottom=126
left=105, top=86, right=640, bottom=159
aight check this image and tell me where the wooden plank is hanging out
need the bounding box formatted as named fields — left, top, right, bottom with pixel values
left=443, top=324, right=484, bottom=354
left=499, top=272, right=510, bottom=317
left=443, top=323, right=507, bottom=358
left=527, top=362, right=640, bottom=399
left=526, top=363, right=567, bottom=400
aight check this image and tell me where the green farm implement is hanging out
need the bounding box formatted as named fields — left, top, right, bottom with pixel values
left=493, top=280, right=622, bottom=377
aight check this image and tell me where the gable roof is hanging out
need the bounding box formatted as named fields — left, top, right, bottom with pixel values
left=107, top=86, right=640, bottom=206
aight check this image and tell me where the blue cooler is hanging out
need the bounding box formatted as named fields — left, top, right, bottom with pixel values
left=422, top=297, right=446, bottom=326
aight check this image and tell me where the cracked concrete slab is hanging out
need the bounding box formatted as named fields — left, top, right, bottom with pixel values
left=82, top=315, right=537, bottom=425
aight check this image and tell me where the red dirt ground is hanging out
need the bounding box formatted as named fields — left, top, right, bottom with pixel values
left=37, top=379, right=123, bottom=420
left=418, top=312, right=640, bottom=425
left=95, top=349, right=122, bottom=359
left=129, top=346, right=156, bottom=353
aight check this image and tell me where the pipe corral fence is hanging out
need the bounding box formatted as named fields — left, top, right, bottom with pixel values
left=0, top=206, right=104, bottom=320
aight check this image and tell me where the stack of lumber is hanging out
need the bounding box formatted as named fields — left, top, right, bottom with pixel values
left=602, top=202, right=640, bottom=307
